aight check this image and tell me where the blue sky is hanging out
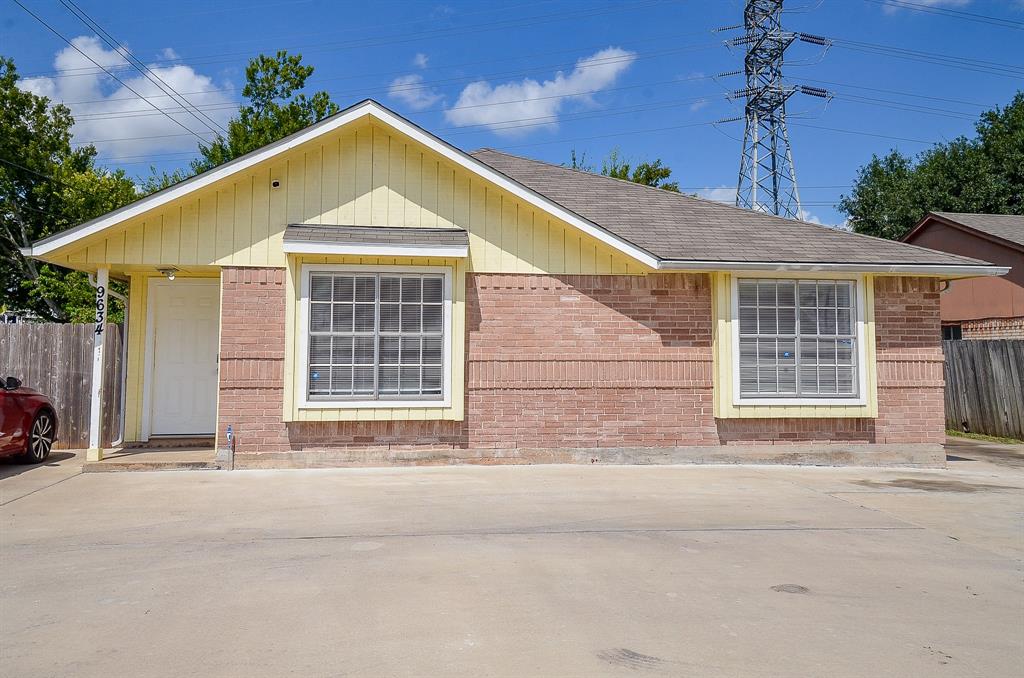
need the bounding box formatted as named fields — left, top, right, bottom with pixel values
left=4, top=0, right=1023, bottom=226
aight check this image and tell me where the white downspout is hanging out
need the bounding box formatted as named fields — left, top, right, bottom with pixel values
left=88, top=272, right=129, bottom=448
left=86, top=266, right=109, bottom=461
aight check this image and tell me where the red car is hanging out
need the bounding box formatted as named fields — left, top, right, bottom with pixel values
left=0, top=377, right=57, bottom=463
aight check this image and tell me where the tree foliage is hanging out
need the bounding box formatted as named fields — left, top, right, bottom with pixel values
left=1, top=56, right=135, bottom=322
left=839, top=91, right=1024, bottom=240
left=601, top=149, right=680, bottom=192
left=191, top=51, right=338, bottom=173
left=567, top=147, right=680, bottom=192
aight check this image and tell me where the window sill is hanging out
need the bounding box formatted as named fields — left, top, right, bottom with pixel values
left=299, top=399, right=450, bottom=409
left=733, top=396, right=867, bottom=407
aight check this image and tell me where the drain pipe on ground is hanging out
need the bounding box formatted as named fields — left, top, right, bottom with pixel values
left=89, top=273, right=129, bottom=448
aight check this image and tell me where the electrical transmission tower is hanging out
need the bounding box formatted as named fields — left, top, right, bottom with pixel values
left=722, top=0, right=830, bottom=219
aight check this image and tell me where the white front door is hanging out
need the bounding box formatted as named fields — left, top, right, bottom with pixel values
left=148, top=279, right=219, bottom=436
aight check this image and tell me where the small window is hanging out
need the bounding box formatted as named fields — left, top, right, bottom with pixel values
left=306, top=271, right=446, bottom=401
left=737, top=279, right=859, bottom=398
left=941, top=324, right=962, bottom=341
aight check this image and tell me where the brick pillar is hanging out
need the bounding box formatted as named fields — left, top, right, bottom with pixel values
left=873, top=276, right=945, bottom=445
left=218, top=267, right=290, bottom=454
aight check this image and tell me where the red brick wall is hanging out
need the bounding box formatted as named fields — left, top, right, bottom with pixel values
left=465, top=274, right=716, bottom=449
left=216, top=269, right=945, bottom=463
left=962, top=317, right=1024, bottom=339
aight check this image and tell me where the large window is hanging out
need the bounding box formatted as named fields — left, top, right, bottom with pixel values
left=737, top=278, right=859, bottom=399
left=305, top=270, right=447, bottom=402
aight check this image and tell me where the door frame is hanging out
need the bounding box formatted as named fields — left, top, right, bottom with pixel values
left=141, top=277, right=220, bottom=440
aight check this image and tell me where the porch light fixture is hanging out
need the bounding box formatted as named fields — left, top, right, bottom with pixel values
left=157, top=267, right=178, bottom=281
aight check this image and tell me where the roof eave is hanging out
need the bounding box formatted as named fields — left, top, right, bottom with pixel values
left=656, top=259, right=1010, bottom=277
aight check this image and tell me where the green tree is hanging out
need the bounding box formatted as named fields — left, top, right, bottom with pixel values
left=139, top=166, right=191, bottom=196
left=1, top=56, right=135, bottom=322
left=839, top=91, right=1024, bottom=240
left=567, top=148, right=680, bottom=192
left=601, top=149, right=680, bottom=192
left=191, top=51, right=339, bottom=173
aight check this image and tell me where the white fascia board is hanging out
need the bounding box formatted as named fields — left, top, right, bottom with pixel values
left=282, top=241, right=468, bottom=258
left=657, top=260, right=1010, bottom=277
left=25, top=100, right=660, bottom=269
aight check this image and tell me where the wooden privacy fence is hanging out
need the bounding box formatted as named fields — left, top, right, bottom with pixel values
left=0, top=323, right=123, bottom=449
left=943, top=340, right=1024, bottom=440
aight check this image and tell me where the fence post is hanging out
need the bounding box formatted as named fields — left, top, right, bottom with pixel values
left=86, top=267, right=109, bottom=462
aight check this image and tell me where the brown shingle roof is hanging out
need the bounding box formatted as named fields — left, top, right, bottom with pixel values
left=929, top=212, right=1024, bottom=248
left=471, top=149, right=991, bottom=267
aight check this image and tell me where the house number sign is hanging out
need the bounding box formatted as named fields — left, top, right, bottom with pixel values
left=94, top=284, right=106, bottom=335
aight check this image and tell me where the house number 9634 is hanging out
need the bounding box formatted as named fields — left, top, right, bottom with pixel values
left=94, top=285, right=106, bottom=335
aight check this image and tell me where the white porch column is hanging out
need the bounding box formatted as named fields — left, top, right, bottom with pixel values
left=86, top=266, right=110, bottom=462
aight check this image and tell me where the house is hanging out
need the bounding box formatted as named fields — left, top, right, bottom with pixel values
left=21, top=100, right=1007, bottom=468
left=902, top=212, right=1023, bottom=339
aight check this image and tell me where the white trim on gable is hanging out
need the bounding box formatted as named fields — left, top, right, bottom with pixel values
left=23, top=99, right=661, bottom=269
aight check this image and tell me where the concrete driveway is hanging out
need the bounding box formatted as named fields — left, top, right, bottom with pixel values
left=1, top=440, right=1022, bottom=678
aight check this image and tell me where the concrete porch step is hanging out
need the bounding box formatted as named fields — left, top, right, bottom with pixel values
left=83, top=459, right=222, bottom=473
left=83, top=447, right=222, bottom=473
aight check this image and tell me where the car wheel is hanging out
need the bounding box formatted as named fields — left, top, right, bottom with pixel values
left=23, top=411, right=55, bottom=463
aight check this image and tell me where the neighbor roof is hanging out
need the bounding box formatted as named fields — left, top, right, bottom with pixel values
left=911, top=212, right=1024, bottom=249
left=471, top=149, right=995, bottom=270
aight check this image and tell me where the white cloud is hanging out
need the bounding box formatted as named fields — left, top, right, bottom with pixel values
left=412, top=53, right=429, bottom=69
left=387, top=73, right=443, bottom=111
left=19, top=36, right=235, bottom=158
left=798, top=208, right=852, bottom=230
left=443, top=47, right=637, bottom=135
left=696, top=186, right=737, bottom=203
left=881, top=0, right=971, bottom=13
left=689, top=97, right=711, bottom=112
left=796, top=208, right=822, bottom=224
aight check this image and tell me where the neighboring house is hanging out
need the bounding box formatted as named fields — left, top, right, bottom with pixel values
left=21, top=101, right=1007, bottom=468
left=903, top=212, right=1023, bottom=339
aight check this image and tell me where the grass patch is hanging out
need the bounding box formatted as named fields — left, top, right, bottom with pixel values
left=947, top=429, right=1024, bottom=445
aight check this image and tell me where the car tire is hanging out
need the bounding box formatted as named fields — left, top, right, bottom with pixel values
left=22, top=411, right=55, bottom=463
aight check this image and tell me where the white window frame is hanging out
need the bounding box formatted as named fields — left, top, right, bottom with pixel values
left=298, top=264, right=453, bottom=409
left=731, top=274, right=868, bottom=407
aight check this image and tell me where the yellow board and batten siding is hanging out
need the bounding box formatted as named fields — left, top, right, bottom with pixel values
left=51, top=119, right=646, bottom=275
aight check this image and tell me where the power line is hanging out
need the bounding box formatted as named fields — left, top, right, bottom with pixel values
left=0, top=157, right=83, bottom=192
left=862, top=0, right=1024, bottom=30
left=70, top=78, right=974, bottom=148
left=63, top=40, right=720, bottom=120
left=10, top=0, right=211, bottom=144
left=23, top=0, right=563, bottom=78
left=56, top=0, right=228, bottom=137
left=799, top=77, right=994, bottom=109
left=827, top=36, right=1024, bottom=78
left=24, top=0, right=673, bottom=80
left=789, top=122, right=936, bottom=145
left=71, top=69, right=723, bottom=126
